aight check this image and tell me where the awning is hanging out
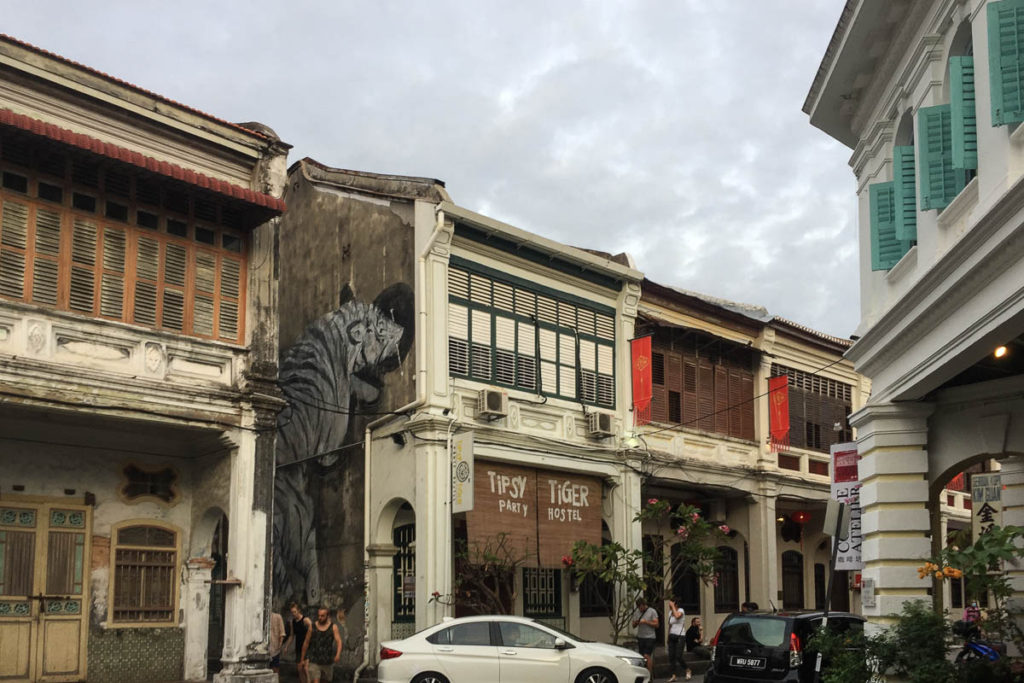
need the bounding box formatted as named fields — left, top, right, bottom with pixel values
left=0, top=108, right=286, bottom=218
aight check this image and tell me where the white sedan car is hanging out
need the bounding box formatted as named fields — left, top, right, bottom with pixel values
left=377, top=615, right=650, bottom=683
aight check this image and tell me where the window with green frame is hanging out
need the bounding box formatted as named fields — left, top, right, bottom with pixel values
left=447, top=262, right=615, bottom=407
left=989, top=0, right=1024, bottom=127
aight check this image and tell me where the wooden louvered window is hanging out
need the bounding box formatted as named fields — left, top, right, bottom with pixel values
left=447, top=262, right=615, bottom=407
left=649, top=339, right=755, bottom=440
left=770, top=364, right=853, bottom=454
left=0, top=154, right=247, bottom=343
left=111, top=523, right=179, bottom=624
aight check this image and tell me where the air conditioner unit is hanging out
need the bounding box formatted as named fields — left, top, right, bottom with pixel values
left=587, top=411, right=615, bottom=439
left=477, top=389, right=508, bottom=420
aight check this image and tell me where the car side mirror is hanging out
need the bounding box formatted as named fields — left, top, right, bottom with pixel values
left=554, top=638, right=569, bottom=650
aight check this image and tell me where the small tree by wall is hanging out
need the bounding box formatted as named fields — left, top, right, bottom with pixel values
left=429, top=532, right=532, bottom=615
left=572, top=499, right=728, bottom=643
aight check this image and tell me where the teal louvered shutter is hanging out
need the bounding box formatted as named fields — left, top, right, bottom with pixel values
left=892, top=146, right=917, bottom=242
left=989, top=0, right=1024, bottom=126
left=950, top=56, right=978, bottom=170
left=870, top=182, right=906, bottom=271
left=918, top=105, right=967, bottom=210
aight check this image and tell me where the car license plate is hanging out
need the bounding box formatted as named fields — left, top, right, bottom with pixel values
left=730, top=655, right=766, bottom=670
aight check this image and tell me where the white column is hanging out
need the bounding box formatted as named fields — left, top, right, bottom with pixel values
left=747, top=481, right=779, bottom=609
left=183, top=558, right=214, bottom=681
left=418, top=442, right=451, bottom=629
left=214, top=428, right=275, bottom=683
left=850, top=402, right=933, bottom=624
left=998, top=455, right=1024, bottom=614
left=367, top=543, right=398, bottom=659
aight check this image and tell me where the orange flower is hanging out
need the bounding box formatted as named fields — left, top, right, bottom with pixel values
left=934, top=571, right=944, bottom=579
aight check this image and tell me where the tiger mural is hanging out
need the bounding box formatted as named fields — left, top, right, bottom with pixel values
left=274, top=283, right=413, bottom=606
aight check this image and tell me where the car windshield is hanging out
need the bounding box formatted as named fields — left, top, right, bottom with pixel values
left=531, top=619, right=591, bottom=642
left=718, top=616, right=788, bottom=648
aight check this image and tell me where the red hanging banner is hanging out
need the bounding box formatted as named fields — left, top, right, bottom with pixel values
left=630, top=336, right=653, bottom=426
left=768, top=375, right=790, bottom=452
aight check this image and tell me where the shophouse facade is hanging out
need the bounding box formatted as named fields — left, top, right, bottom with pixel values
left=0, top=36, right=288, bottom=682
left=805, top=0, right=1024, bottom=621
left=274, top=158, right=644, bottom=671
left=634, top=280, right=869, bottom=636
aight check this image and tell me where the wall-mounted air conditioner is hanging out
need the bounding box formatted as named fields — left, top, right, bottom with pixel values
left=477, top=389, right=508, bottom=420
left=587, top=411, right=615, bottom=439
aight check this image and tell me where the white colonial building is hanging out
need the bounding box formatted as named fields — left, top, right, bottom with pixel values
left=805, top=0, right=1024, bottom=621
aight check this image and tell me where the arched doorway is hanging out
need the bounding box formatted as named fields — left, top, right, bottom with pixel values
left=782, top=550, right=804, bottom=609
left=207, top=513, right=228, bottom=676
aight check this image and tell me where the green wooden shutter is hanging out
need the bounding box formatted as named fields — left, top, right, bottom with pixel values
left=989, top=0, right=1024, bottom=126
left=918, top=105, right=967, bottom=210
left=893, top=146, right=917, bottom=242
left=870, top=182, right=906, bottom=271
left=950, top=56, right=978, bottom=170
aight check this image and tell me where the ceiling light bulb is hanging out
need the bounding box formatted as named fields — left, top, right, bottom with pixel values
left=995, top=346, right=1008, bottom=359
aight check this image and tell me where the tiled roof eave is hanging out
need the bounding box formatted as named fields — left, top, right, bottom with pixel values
left=0, top=108, right=285, bottom=215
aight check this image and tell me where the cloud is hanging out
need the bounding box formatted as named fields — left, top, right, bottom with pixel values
left=2, top=0, right=857, bottom=335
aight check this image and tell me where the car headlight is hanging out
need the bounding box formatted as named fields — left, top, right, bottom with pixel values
left=618, top=655, right=646, bottom=668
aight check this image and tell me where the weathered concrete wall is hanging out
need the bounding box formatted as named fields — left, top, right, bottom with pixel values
left=274, top=165, right=423, bottom=668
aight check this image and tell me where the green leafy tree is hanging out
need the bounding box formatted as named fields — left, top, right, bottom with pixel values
left=571, top=499, right=728, bottom=643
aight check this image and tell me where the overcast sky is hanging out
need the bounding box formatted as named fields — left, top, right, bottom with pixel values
left=4, top=1, right=858, bottom=337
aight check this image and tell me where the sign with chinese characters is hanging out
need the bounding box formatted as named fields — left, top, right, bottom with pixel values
left=861, top=577, right=876, bottom=608
left=452, top=432, right=474, bottom=513
left=972, top=473, right=1002, bottom=540
left=830, top=442, right=863, bottom=570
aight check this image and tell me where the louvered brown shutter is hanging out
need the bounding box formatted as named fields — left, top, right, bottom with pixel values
left=133, top=236, right=159, bottom=326
left=651, top=351, right=668, bottom=422
left=100, top=227, right=126, bottom=318
left=193, top=251, right=216, bottom=336
left=697, top=357, right=715, bottom=432
left=219, top=256, right=241, bottom=341
left=667, top=352, right=682, bottom=423
left=739, top=372, right=754, bottom=440
left=69, top=219, right=97, bottom=313
left=162, top=243, right=186, bottom=331
left=0, top=200, right=29, bottom=299
left=682, top=356, right=698, bottom=427
left=727, top=369, right=743, bottom=439
left=714, top=364, right=729, bottom=434
left=32, top=206, right=61, bottom=306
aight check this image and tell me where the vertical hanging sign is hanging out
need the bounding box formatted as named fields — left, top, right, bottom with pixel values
left=830, top=442, right=863, bottom=570
left=768, top=375, right=790, bottom=452
left=971, top=473, right=1002, bottom=540
left=452, top=431, right=474, bottom=513
left=630, top=335, right=653, bottom=426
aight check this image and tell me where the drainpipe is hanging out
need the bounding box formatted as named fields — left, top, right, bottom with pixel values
left=354, top=206, right=447, bottom=682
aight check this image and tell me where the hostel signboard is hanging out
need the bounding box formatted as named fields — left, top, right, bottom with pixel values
left=830, top=442, right=863, bottom=570
left=465, top=461, right=601, bottom=566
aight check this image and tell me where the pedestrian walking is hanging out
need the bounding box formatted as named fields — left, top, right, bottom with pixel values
left=269, top=609, right=286, bottom=674
left=632, top=597, right=659, bottom=677
left=667, top=598, right=691, bottom=681
left=286, top=602, right=312, bottom=683
left=302, top=607, right=342, bottom=682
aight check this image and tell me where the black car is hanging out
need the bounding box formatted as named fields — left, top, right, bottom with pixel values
left=704, top=610, right=865, bottom=682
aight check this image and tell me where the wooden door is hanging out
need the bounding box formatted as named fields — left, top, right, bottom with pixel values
left=0, top=502, right=90, bottom=682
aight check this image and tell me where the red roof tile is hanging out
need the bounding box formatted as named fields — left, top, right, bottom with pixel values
left=0, top=33, right=271, bottom=142
left=0, top=108, right=286, bottom=213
